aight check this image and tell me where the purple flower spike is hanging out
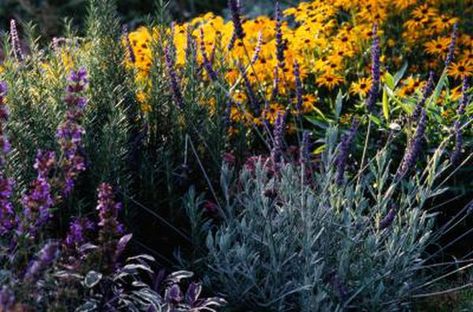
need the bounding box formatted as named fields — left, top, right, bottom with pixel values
left=379, top=207, right=397, bottom=230
left=412, top=71, right=435, bottom=122
left=10, top=20, right=24, bottom=61
left=65, top=217, right=94, bottom=248
left=445, top=23, right=458, bottom=68
left=165, top=45, right=184, bottom=109
left=199, top=28, right=218, bottom=81
left=396, top=109, right=428, bottom=179
left=366, top=24, right=381, bottom=113
left=122, top=25, right=136, bottom=63
left=335, top=119, right=359, bottom=185
left=97, top=183, right=124, bottom=242
left=251, top=31, right=263, bottom=64
left=229, top=0, right=245, bottom=41
left=0, top=175, right=16, bottom=235
left=238, top=63, right=259, bottom=115
left=271, top=110, right=287, bottom=165
left=57, top=68, right=88, bottom=196
left=275, top=1, right=285, bottom=69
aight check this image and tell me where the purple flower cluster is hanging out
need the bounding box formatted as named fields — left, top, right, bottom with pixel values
left=275, top=1, right=285, bottom=69
left=229, top=0, right=245, bottom=41
left=451, top=78, right=470, bottom=165
left=411, top=71, right=434, bottom=122
left=97, top=183, right=124, bottom=242
left=445, top=23, right=458, bottom=67
left=165, top=45, right=184, bottom=109
left=56, top=68, right=88, bottom=195
left=24, top=241, right=60, bottom=282
left=366, top=24, right=381, bottom=112
left=65, top=217, right=95, bottom=248
left=199, top=28, right=218, bottom=81
left=272, top=65, right=280, bottom=99
left=10, top=20, right=24, bottom=61
left=21, top=150, right=56, bottom=234
left=335, top=119, right=359, bottom=185
left=396, top=109, right=428, bottom=179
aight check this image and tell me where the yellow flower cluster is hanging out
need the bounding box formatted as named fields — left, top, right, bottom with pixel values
left=126, top=0, right=472, bottom=125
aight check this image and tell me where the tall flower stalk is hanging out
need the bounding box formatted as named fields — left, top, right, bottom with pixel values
left=366, top=24, right=380, bottom=112
left=451, top=78, right=470, bottom=165
left=10, top=20, right=24, bottom=62
left=56, top=68, right=88, bottom=195
left=165, top=45, right=184, bottom=109
left=335, top=119, right=359, bottom=185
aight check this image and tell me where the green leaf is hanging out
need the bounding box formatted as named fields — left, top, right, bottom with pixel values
left=84, top=271, right=103, bottom=288
left=369, top=114, right=382, bottom=126
left=382, top=87, right=390, bottom=121
left=384, top=72, right=395, bottom=90
left=305, top=116, right=329, bottom=129
left=394, top=62, right=408, bottom=87
left=313, top=144, right=326, bottom=155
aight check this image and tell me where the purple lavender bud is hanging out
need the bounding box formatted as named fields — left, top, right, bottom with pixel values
left=33, top=150, right=56, bottom=179
left=379, top=207, right=396, bottom=229
left=271, top=110, right=287, bottom=164
left=223, top=100, right=233, bottom=129
left=396, top=109, right=428, bottom=179
left=185, top=282, right=202, bottom=305
left=21, top=176, right=54, bottom=231
left=65, top=217, right=94, bottom=248
left=24, top=241, right=60, bottom=281
left=412, top=71, right=435, bottom=121
left=238, top=63, right=259, bottom=115
left=185, top=27, right=197, bottom=64
left=166, top=284, right=183, bottom=304
left=366, top=24, right=381, bottom=112
left=199, top=29, right=218, bottom=81
left=445, top=23, right=458, bottom=67
left=293, top=60, right=303, bottom=112
left=251, top=31, right=263, bottom=64
left=165, top=45, right=184, bottom=109
left=335, top=119, right=359, bottom=185
left=122, top=25, right=136, bottom=63
left=0, top=81, right=10, bottom=166
left=97, top=183, right=124, bottom=241
left=228, top=0, right=245, bottom=41
left=10, top=20, right=24, bottom=61
left=275, top=1, right=285, bottom=69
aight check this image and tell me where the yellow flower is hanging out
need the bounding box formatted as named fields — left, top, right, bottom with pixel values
left=448, top=60, right=473, bottom=80
left=263, top=103, right=285, bottom=125
left=316, top=72, right=344, bottom=90
left=350, top=77, right=372, bottom=98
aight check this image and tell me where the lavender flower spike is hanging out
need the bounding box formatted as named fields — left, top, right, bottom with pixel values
left=396, top=109, right=428, bottom=179
left=0, top=176, right=16, bottom=234
left=251, top=31, right=263, bottom=64
left=275, top=1, right=285, bottom=69
left=379, top=207, right=396, bottom=230
left=122, top=25, right=136, bottom=63
left=335, top=119, right=359, bottom=185
left=199, top=28, right=218, bottom=81
left=97, top=183, right=124, bottom=242
left=411, top=71, right=435, bottom=121
left=445, top=23, right=458, bottom=68
left=165, top=45, right=184, bottom=109
left=10, top=19, right=24, bottom=61
left=229, top=0, right=245, bottom=41
left=271, top=110, right=287, bottom=165
left=366, top=24, right=381, bottom=112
